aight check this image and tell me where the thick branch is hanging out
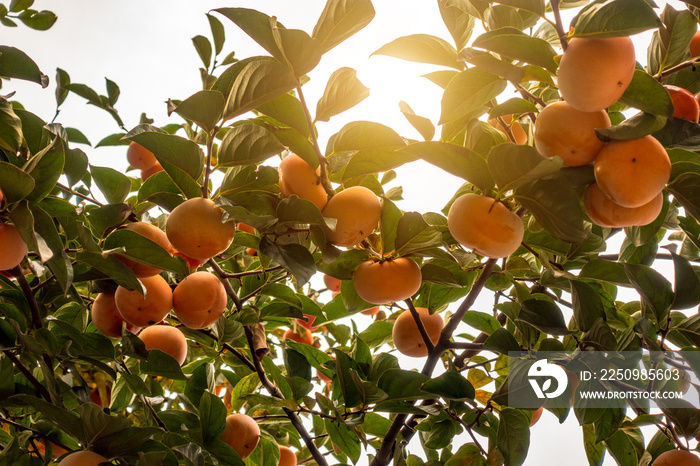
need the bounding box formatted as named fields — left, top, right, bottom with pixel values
left=208, top=259, right=243, bottom=312
left=404, top=299, right=434, bottom=354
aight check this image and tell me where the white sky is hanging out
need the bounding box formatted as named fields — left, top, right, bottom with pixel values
left=3, top=1, right=692, bottom=465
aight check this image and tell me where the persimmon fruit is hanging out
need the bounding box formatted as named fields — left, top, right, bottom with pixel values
left=0, top=223, right=27, bottom=271
left=278, top=445, right=297, bottom=466
left=392, top=307, right=444, bottom=358
left=322, top=186, right=381, bottom=247
left=652, top=450, right=700, bottom=466
left=296, top=314, right=319, bottom=331
left=115, top=275, right=173, bottom=327
left=173, top=271, right=227, bottom=329
left=323, top=274, right=341, bottom=292
left=533, top=101, right=611, bottom=166
left=557, top=36, right=636, bottom=112
left=220, top=413, right=260, bottom=460
left=584, top=183, right=663, bottom=228
left=279, top=154, right=328, bottom=211
left=353, top=258, right=422, bottom=305
left=115, top=222, right=172, bottom=277
left=237, top=222, right=255, bottom=234
left=127, top=141, right=157, bottom=170
left=138, top=325, right=188, bottom=365
left=91, top=292, right=141, bottom=338
left=488, top=115, right=527, bottom=144
left=447, top=194, right=524, bottom=259
left=665, top=85, right=700, bottom=122
left=57, top=451, right=110, bottom=466
left=594, top=135, right=671, bottom=208
left=361, top=306, right=380, bottom=316
left=283, top=328, right=314, bottom=346
left=141, top=162, right=163, bottom=181
left=530, top=407, right=543, bottom=427
left=691, top=31, right=700, bottom=57
left=166, top=197, right=236, bottom=261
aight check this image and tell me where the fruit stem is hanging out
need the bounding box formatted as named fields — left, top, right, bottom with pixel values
left=295, top=84, right=335, bottom=198
left=551, top=0, right=568, bottom=51
left=201, top=125, right=220, bottom=199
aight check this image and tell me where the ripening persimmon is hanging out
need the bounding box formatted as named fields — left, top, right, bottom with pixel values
left=361, top=306, right=380, bottom=316
left=691, top=31, right=700, bottom=58
left=557, top=36, right=636, bottom=112
left=172, top=250, right=207, bottom=269
left=0, top=188, right=4, bottom=204
left=279, top=154, right=328, bottom=211
left=115, top=275, right=173, bottom=327
left=278, top=445, right=297, bottom=466
left=529, top=407, right=543, bottom=427
left=584, top=183, right=663, bottom=228
left=318, top=354, right=335, bottom=384
left=91, top=292, right=141, bottom=338
left=447, top=194, right=524, bottom=259
left=138, top=324, right=188, bottom=365
left=237, top=222, right=255, bottom=234
left=323, top=274, right=341, bottom=292
left=114, top=222, right=172, bottom=277
left=392, top=307, right=443, bottom=357
left=173, top=271, right=227, bottom=329
left=353, top=258, right=422, bottom=305
left=127, top=141, right=157, bottom=170
left=594, top=135, right=671, bottom=208
left=0, top=223, right=27, bottom=271
left=533, top=101, right=611, bottom=166
left=141, top=162, right=163, bottom=181
left=652, top=450, right=700, bottom=466
left=283, top=328, right=314, bottom=346
left=34, top=439, right=69, bottom=460
left=57, top=451, right=110, bottom=466
left=220, top=413, right=260, bottom=460
left=166, top=197, right=237, bottom=261
left=322, top=186, right=381, bottom=247
left=296, top=314, right=319, bottom=331
left=488, top=115, right=527, bottom=144
left=665, top=85, right=700, bottom=122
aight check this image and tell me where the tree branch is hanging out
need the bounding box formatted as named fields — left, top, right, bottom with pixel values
left=201, top=126, right=220, bottom=199
left=404, top=299, right=434, bottom=354
left=295, top=84, right=334, bottom=197
left=551, top=0, right=568, bottom=51
left=3, top=350, right=51, bottom=401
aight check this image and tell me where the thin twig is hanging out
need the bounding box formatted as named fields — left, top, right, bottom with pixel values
left=404, top=299, right=435, bottom=354
left=295, top=85, right=334, bottom=197
left=659, top=57, right=700, bottom=80
left=11, top=265, right=42, bottom=330
left=3, top=350, right=52, bottom=401
left=551, top=0, right=568, bottom=51
left=202, top=125, right=219, bottom=199
left=55, top=182, right=104, bottom=206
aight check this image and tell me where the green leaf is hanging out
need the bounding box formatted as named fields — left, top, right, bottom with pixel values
left=257, top=92, right=310, bottom=137
left=214, top=8, right=282, bottom=58
left=91, top=165, right=131, bottom=204
left=570, top=280, right=606, bottom=332
left=653, top=118, right=700, bottom=151
left=489, top=98, right=539, bottom=119
left=9, top=0, right=34, bottom=13
left=0, top=46, right=48, bottom=87
left=168, top=90, right=224, bottom=133
left=332, top=120, right=405, bottom=152
left=459, top=48, right=525, bottom=83
left=619, top=70, right=674, bottom=117
left=378, top=368, right=431, bottom=401
left=104, top=229, right=187, bottom=276
left=484, top=327, right=520, bottom=354
left=218, top=57, right=299, bottom=121
left=497, top=408, right=531, bottom=466
left=0, top=97, right=22, bottom=153
left=17, top=9, right=56, bottom=30
left=276, top=195, right=328, bottom=227
left=445, top=444, right=488, bottom=466
left=514, top=176, right=587, bottom=243
left=603, top=429, right=641, bottom=466
left=65, top=127, right=91, bottom=146
left=582, top=424, right=606, bottom=466
left=192, top=35, right=212, bottom=68
left=325, top=419, right=361, bottom=463
left=24, top=138, right=64, bottom=203
left=199, top=392, right=227, bottom=442
left=624, top=263, right=674, bottom=325
left=271, top=25, right=323, bottom=77
left=218, top=123, right=284, bottom=166
left=337, top=148, right=414, bottom=181
left=648, top=6, right=697, bottom=77
left=259, top=237, right=316, bottom=287
left=395, top=212, right=442, bottom=255
left=463, top=311, right=501, bottom=335
left=76, top=251, right=143, bottom=292
left=438, top=0, right=476, bottom=50
left=671, top=252, right=700, bottom=310
left=0, top=162, right=33, bottom=204
left=141, top=349, right=186, bottom=380
left=315, top=67, right=369, bottom=122
left=401, top=142, right=493, bottom=193
left=594, top=112, right=668, bottom=141
left=440, top=68, right=506, bottom=124
left=372, top=34, right=463, bottom=70
left=312, top=0, right=376, bottom=53
left=207, top=13, right=226, bottom=55
left=399, top=101, right=435, bottom=141
left=488, top=143, right=562, bottom=192
left=518, top=299, right=572, bottom=335
left=473, top=27, right=558, bottom=72
left=185, top=363, right=215, bottom=407
left=570, top=0, right=661, bottom=38
left=422, top=371, right=475, bottom=401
